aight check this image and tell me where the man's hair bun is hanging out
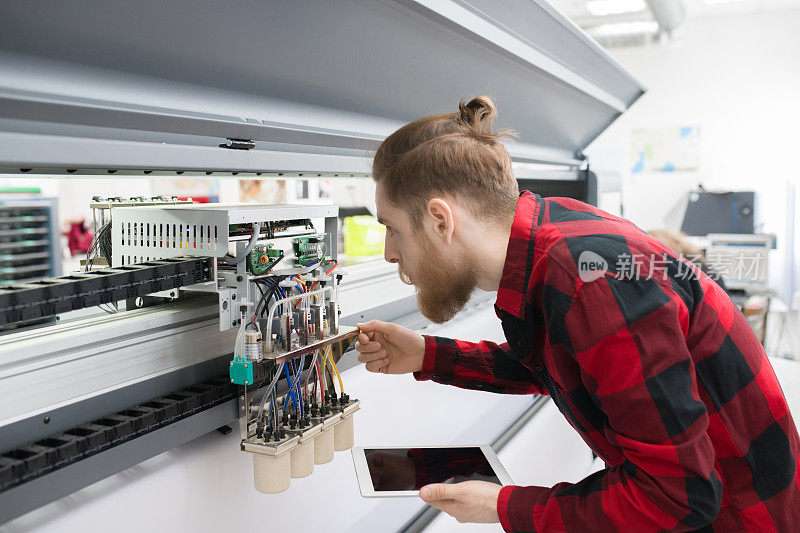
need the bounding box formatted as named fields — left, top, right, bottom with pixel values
left=372, top=94, right=519, bottom=225
left=458, top=96, right=497, bottom=134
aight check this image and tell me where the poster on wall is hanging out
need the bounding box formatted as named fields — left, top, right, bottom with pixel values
left=239, top=180, right=287, bottom=203
left=631, top=126, right=701, bottom=173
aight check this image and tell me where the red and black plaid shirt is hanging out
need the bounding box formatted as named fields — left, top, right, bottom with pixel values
left=414, top=191, right=800, bottom=532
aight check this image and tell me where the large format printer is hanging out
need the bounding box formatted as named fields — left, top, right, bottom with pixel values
left=0, top=1, right=644, bottom=530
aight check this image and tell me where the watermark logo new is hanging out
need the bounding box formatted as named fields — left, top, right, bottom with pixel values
left=578, top=251, right=608, bottom=282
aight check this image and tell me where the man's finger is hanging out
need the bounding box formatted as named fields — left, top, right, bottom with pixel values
left=419, top=483, right=453, bottom=502
left=355, top=340, right=382, bottom=353
left=357, top=320, right=392, bottom=337
left=365, top=359, right=390, bottom=373
left=420, top=485, right=463, bottom=519
left=424, top=498, right=461, bottom=516
left=357, top=350, right=387, bottom=364
left=357, top=331, right=374, bottom=344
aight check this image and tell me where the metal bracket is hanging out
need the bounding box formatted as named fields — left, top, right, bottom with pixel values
left=217, top=288, right=238, bottom=331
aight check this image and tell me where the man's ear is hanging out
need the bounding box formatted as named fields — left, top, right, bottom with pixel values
left=426, top=198, right=455, bottom=245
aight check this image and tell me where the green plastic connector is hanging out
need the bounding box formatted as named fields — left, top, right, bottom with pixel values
left=247, top=243, right=283, bottom=275
left=229, top=355, right=254, bottom=385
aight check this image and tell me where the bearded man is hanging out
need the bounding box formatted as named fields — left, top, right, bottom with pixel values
left=355, top=97, right=800, bottom=532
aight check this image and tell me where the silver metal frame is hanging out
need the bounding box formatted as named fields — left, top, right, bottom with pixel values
left=0, top=398, right=238, bottom=525
left=111, top=203, right=338, bottom=266
left=110, top=202, right=341, bottom=331
left=0, top=295, right=235, bottom=451
left=0, top=0, right=644, bottom=175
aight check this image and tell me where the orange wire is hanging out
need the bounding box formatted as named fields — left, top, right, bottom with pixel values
left=310, top=262, right=338, bottom=292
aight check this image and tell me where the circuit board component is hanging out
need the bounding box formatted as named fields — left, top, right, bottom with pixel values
left=247, top=243, right=284, bottom=276
left=292, top=235, right=327, bottom=266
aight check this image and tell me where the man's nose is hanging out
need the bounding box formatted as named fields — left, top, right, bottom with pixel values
left=384, top=234, right=400, bottom=264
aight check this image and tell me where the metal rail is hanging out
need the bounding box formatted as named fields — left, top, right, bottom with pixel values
left=0, top=377, right=239, bottom=525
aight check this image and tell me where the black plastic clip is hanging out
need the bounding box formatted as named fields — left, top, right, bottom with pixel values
left=219, top=138, right=255, bottom=150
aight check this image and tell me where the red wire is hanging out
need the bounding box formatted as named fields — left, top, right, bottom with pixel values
left=309, top=262, right=339, bottom=292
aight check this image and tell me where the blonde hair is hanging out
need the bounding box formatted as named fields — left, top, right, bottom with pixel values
left=647, top=229, right=707, bottom=263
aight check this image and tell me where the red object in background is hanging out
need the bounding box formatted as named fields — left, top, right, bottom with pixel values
left=64, top=220, right=93, bottom=256
left=176, top=196, right=217, bottom=204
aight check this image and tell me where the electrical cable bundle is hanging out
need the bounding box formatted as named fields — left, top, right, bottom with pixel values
left=240, top=241, right=343, bottom=437
left=305, top=350, right=321, bottom=405
left=97, top=221, right=113, bottom=264
left=251, top=275, right=288, bottom=334
left=84, top=220, right=117, bottom=313
left=222, top=223, right=260, bottom=265
left=283, top=354, right=306, bottom=416
left=85, top=220, right=113, bottom=271
left=320, top=345, right=344, bottom=399
left=256, top=363, right=283, bottom=415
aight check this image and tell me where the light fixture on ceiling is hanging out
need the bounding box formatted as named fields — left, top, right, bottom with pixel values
left=581, top=0, right=686, bottom=47
left=586, top=0, right=648, bottom=16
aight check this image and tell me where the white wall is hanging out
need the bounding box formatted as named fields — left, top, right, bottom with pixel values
left=587, top=8, right=800, bottom=300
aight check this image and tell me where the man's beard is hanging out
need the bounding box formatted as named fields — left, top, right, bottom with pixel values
left=398, top=235, right=477, bottom=324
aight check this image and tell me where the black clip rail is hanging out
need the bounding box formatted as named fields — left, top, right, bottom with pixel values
left=0, top=377, right=238, bottom=493
left=0, top=257, right=214, bottom=326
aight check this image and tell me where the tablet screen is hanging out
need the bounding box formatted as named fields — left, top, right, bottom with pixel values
left=363, top=447, right=501, bottom=491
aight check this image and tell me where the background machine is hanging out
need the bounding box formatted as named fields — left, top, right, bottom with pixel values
left=0, top=1, right=643, bottom=529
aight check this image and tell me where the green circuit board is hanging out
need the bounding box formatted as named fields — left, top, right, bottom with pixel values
left=247, top=243, right=283, bottom=275
left=292, top=235, right=327, bottom=266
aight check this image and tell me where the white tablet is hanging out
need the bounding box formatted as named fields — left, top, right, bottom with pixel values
left=351, top=445, right=513, bottom=497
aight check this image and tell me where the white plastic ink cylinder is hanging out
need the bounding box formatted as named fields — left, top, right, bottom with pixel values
left=253, top=452, right=291, bottom=494
left=290, top=439, right=315, bottom=478
left=333, top=415, right=354, bottom=451
left=245, top=330, right=262, bottom=361
left=314, top=426, right=335, bottom=464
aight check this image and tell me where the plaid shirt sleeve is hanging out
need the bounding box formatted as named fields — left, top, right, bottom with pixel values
left=414, top=336, right=547, bottom=395
left=498, top=262, right=723, bottom=532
